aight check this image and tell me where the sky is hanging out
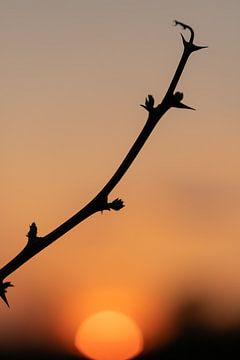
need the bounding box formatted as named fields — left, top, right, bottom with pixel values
left=1, top=0, right=240, bottom=356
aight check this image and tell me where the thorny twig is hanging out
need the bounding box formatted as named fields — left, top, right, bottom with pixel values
left=0, top=21, right=207, bottom=307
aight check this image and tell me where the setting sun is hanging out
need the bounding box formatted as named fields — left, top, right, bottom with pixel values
left=75, top=310, right=144, bottom=360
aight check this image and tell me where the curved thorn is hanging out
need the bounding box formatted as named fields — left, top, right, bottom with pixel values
left=0, top=282, right=14, bottom=307
left=1, top=293, right=10, bottom=307
left=174, top=20, right=194, bottom=43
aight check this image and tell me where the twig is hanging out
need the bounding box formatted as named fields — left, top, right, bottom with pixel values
left=0, top=21, right=207, bottom=307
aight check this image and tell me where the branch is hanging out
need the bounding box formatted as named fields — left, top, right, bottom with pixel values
left=0, top=21, right=207, bottom=306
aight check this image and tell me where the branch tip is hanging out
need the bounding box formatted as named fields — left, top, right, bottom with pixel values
left=174, top=20, right=194, bottom=43
left=174, top=20, right=207, bottom=52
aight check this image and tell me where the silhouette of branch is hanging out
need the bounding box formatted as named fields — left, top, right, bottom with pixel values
left=0, top=21, right=207, bottom=306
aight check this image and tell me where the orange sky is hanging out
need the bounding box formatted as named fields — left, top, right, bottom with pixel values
left=1, top=0, right=240, bottom=355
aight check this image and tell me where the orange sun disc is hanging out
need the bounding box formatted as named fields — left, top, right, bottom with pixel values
left=75, top=310, right=144, bottom=360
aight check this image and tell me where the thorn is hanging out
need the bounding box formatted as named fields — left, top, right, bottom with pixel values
left=174, top=20, right=194, bottom=43
left=1, top=294, right=10, bottom=307
left=0, top=282, right=14, bottom=307
left=191, top=44, right=208, bottom=52
left=171, top=92, right=195, bottom=110
left=174, top=102, right=195, bottom=110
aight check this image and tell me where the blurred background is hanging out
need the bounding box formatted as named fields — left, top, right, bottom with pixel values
left=1, top=0, right=240, bottom=358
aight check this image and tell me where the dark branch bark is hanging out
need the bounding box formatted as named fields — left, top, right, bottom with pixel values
left=0, top=21, right=206, bottom=306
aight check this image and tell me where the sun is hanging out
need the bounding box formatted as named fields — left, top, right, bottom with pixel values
left=75, top=310, right=144, bottom=360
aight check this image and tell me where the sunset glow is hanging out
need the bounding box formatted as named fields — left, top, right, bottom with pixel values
left=1, top=1, right=240, bottom=358
left=75, top=310, right=144, bottom=360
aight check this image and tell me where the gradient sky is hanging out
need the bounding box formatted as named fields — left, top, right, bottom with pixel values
left=1, top=0, right=240, bottom=355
